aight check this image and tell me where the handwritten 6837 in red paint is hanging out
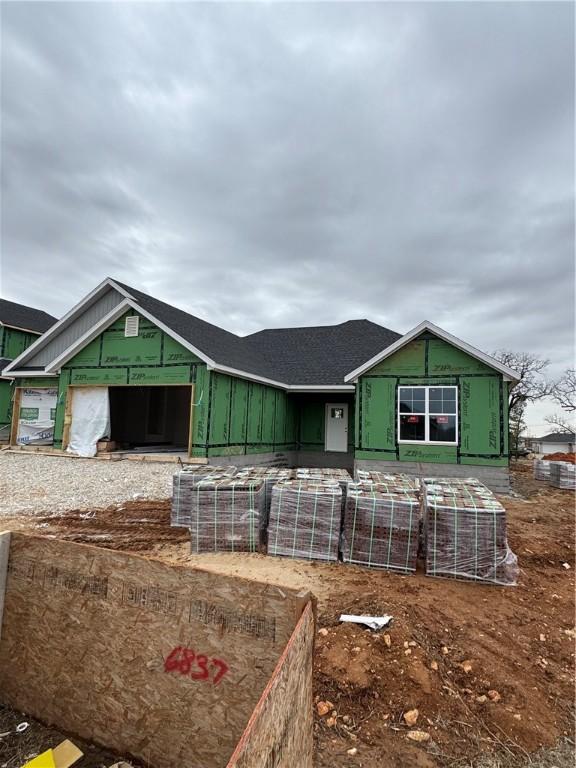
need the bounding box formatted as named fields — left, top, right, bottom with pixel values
left=164, top=646, right=229, bottom=685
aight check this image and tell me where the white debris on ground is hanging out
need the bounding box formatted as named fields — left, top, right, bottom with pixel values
left=0, top=452, right=174, bottom=516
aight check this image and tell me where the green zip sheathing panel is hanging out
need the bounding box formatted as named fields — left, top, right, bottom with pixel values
left=0, top=326, right=38, bottom=360
left=190, top=366, right=210, bottom=457
left=0, top=380, right=12, bottom=432
left=399, top=444, right=458, bottom=463
left=356, top=335, right=508, bottom=467
left=460, top=377, right=500, bottom=455
left=356, top=378, right=396, bottom=452
left=0, top=328, right=43, bottom=433
left=428, top=339, right=493, bottom=375
left=299, top=401, right=324, bottom=451
left=201, top=373, right=298, bottom=458
left=368, top=340, right=425, bottom=376
left=14, top=377, right=59, bottom=389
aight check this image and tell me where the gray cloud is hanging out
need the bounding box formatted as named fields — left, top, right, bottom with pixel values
left=1, top=2, right=573, bottom=431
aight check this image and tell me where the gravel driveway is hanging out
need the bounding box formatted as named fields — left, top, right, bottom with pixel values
left=0, top=451, right=175, bottom=516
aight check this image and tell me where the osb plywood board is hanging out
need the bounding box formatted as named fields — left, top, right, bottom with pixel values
left=0, top=533, right=311, bottom=768
left=228, top=602, right=314, bottom=768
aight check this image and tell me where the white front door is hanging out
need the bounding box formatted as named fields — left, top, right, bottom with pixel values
left=325, top=403, right=348, bottom=452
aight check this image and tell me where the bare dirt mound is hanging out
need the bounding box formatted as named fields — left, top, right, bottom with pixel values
left=33, top=499, right=188, bottom=551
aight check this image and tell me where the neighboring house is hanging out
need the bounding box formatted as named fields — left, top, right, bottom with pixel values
left=2, top=278, right=519, bottom=490
left=530, top=432, right=575, bottom=456
left=0, top=299, right=57, bottom=442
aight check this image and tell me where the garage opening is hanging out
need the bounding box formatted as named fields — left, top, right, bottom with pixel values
left=108, top=385, right=191, bottom=452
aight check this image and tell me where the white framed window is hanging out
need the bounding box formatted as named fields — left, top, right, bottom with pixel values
left=398, top=385, right=458, bottom=444
left=124, top=315, right=140, bottom=337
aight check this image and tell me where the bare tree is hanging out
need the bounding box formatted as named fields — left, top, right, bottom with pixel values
left=550, top=368, right=576, bottom=413
left=493, top=350, right=553, bottom=411
left=493, top=351, right=553, bottom=456
left=544, top=414, right=575, bottom=434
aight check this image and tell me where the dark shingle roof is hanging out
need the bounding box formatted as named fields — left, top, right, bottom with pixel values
left=538, top=432, right=575, bottom=442
left=244, top=321, right=402, bottom=384
left=0, top=298, right=57, bottom=334
left=115, top=279, right=401, bottom=385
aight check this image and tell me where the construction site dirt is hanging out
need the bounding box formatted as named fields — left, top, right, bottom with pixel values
left=1, top=461, right=574, bottom=768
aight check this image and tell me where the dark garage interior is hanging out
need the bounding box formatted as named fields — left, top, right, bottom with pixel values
left=108, top=385, right=191, bottom=451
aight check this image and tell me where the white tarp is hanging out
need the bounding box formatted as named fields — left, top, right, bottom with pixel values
left=66, top=387, right=110, bottom=458
left=16, top=388, right=58, bottom=446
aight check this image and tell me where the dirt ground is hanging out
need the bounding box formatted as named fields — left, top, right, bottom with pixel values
left=0, top=461, right=574, bottom=767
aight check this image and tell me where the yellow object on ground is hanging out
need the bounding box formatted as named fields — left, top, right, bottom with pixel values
left=21, top=751, right=55, bottom=768
left=22, top=740, right=83, bottom=768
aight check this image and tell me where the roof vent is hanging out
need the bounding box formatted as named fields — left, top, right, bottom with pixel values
left=124, top=315, right=139, bottom=338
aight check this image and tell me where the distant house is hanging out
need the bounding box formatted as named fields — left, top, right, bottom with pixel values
left=2, top=278, right=519, bottom=490
left=531, top=432, right=575, bottom=456
left=0, top=299, right=57, bottom=441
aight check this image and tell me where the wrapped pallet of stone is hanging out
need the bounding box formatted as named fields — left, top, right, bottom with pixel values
left=268, top=479, right=342, bottom=561
left=234, top=467, right=295, bottom=541
left=355, top=469, right=418, bottom=492
left=295, top=467, right=352, bottom=509
left=342, top=478, right=420, bottom=573
left=171, top=465, right=237, bottom=527
left=533, top=459, right=551, bottom=481
left=189, top=478, right=264, bottom=553
left=549, top=462, right=576, bottom=490
left=423, top=478, right=518, bottom=586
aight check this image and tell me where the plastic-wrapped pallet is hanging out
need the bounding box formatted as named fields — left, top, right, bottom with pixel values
left=295, top=467, right=352, bottom=509
left=355, top=469, right=418, bottom=492
left=342, top=478, right=420, bottom=573
left=234, top=467, right=294, bottom=542
left=171, top=465, right=237, bottom=527
left=533, top=460, right=551, bottom=481
left=189, top=478, right=264, bottom=553
left=423, top=478, right=518, bottom=586
left=549, top=462, right=576, bottom=490
left=268, top=480, right=342, bottom=562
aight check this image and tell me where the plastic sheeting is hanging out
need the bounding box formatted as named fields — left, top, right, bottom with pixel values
left=187, top=479, right=264, bottom=553
left=423, top=478, right=518, bottom=586
left=268, top=480, right=342, bottom=562
left=16, top=388, right=58, bottom=446
left=66, top=387, right=110, bottom=458
left=533, top=460, right=551, bottom=481
left=342, top=480, right=420, bottom=573
left=171, top=466, right=237, bottom=527
left=549, top=462, right=576, bottom=490
left=234, top=467, right=294, bottom=543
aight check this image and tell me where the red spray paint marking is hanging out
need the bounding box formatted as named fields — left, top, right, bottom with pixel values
left=164, top=646, right=229, bottom=685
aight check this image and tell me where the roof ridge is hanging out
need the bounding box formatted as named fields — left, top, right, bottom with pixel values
left=246, top=318, right=389, bottom=337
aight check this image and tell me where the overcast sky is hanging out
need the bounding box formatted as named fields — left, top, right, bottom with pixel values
left=1, top=2, right=574, bottom=433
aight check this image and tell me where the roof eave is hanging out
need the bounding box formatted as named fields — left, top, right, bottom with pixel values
left=0, top=322, right=45, bottom=336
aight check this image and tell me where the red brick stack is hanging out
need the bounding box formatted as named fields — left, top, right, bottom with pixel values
left=423, top=478, right=518, bottom=585
left=234, top=467, right=295, bottom=543
left=268, top=480, right=342, bottom=562
left=188, top=478, right=264, bottom=553
left=171, top=465, right=237, bottom=527
left=342, top=477, right=420, bottom=573
left=549, top=461, right=576, bottom=490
